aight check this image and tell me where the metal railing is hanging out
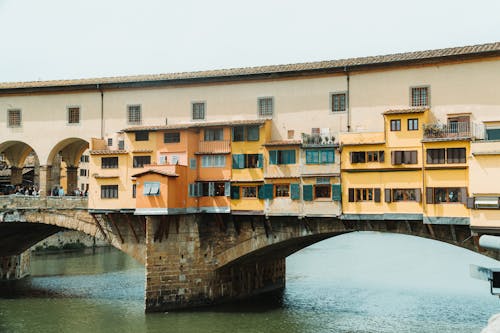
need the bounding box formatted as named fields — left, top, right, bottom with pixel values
left=423, top=122, right=484, bottom=140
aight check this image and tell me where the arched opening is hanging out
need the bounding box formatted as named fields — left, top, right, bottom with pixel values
left=46, top=138, right=89, bottom=196
left=0, top=141, right=40, bottom=193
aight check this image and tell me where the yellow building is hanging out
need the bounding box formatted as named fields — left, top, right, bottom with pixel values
left=341, top=108, right=472, bottom=225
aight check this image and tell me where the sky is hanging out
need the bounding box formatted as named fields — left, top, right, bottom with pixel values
left=0, top=0, right=499, bottom=83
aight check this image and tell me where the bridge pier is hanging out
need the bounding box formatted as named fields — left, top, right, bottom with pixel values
left=10, top=166, right=23, bottom=185
left=0, top=251, right=30, bottom=280
left=144, top=215, right=286, bottom=312
left=39, top=165, right=52, bottom=196
left=65, top=166, right=78, bottom=195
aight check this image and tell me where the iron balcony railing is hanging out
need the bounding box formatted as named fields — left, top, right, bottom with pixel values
left=423, top=122, right=485, bottom=140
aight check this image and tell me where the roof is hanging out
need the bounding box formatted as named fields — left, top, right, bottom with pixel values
left=131, top=169, right=179, bottom=178
left=263, top=140, right=302, bottom=147
left=89, top=149, right=128, bottom=155
left=123, top=119, right=267, bottom=132
left=383, top=108, right=428, bottom=115
left=1, top=42, right=499, bottom=93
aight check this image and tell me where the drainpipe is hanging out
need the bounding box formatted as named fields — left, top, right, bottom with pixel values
left=97, top=84, right=104, bottom=139
left=344, top=66, right=351, bottom=132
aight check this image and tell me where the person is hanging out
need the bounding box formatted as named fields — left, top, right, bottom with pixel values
left=74, top=188, right=80, bottom=196
left=52, top=186, right=58, bottom=196
left=58, top=186, right=64, bottom=196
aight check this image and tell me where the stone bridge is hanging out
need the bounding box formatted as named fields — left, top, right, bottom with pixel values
left=0, top=195, right=496, bottom=312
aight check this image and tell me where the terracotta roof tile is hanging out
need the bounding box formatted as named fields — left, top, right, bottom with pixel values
left=1, top=42, right=499, bottom=90
left=89, top=150, right=128, bottom=155
left=131, top=169, right=179, bottom=177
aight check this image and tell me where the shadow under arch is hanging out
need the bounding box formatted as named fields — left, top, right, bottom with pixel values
left=0, top=140, right=39, bottom=186
left=46, top=137, right=89, bottom=167
left=0, top=140, right=37, bottom=168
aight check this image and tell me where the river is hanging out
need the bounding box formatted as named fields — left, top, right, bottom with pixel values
left=0, top=231, right=499, bottom=333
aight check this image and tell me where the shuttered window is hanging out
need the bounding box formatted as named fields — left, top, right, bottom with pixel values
left=315, top=185, right=331, bottom=199
left=261, top=184, right=274, bottom=199
left=391, top=150, right=417, bottom=165
left=241, top=186, right=257, bottom=198
left=332, top=184, right=342, bottom=201
left=101, top=157, right=118, bottom=169
left=446, top=148, right=466, bottom=164
left=133, top=156, right=151, bottom=168
left=427, top=149, right=445, bottom=164
left=230, top=185, right=240, bottom=199
left=303, top=185, right=313, bottom=201
left=269, top=150, right=296, bottom=165
left=290, top=183, right=300, bottom=200
left=101, top=185, right=118, bottom=199
left=374, top=188, right=381, bottom=202
left=385, top=189, right=392, bottom=203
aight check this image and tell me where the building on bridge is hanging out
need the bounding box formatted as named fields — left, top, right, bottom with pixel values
left=1, top=42, right=500, bottom=312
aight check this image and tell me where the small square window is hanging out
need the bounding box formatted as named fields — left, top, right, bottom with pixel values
left=390, top=119, right=401, bottom=131
left=68, top=107, right=80, bottom=124
left=331, top=93, right=346, bottom=112
left=127, top=105, right=141, bottom=124
left=164, top=132, right=180, bottom=143
left=275, top=184, right=290, bottom=197
left=408, top=119, right=418, bottom=131
left=135, top=131, right=149, bottom=141
left=8, top=109, right=21, bottom=127
left=192, top=102, right=205, bottom=120
left=411, top=87, right=429, bottom=107
left=258, top=97, right=273, bottom=118
left=107, top=138, right=113, bottom=146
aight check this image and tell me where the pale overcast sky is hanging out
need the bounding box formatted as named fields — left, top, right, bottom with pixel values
left=1, top=0, right=499, bottom=83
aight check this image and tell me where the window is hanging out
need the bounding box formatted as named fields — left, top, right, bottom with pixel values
left=408, top=118, right=418, bottom=131
left=367, top=151, right=384, bottom=162
left=269, top=150, right=296, bottom=165
left=133, top=155, right=151, bottom=168
left=101, top=185, right=118, bottom=199
left=232, top=154, right=262, bottom=169
left=247, top=126, right=260, bottom=141
left=486, top=127, right=500, bottom=141
left=201, top=155, right=225, bottom=167
left=80, top=155, right=89, bottom=163
left=241, top=186, right=257, bottom=198
left=204, top=128, right=223, bottom=141
left=143, top=182, right=160, bottom=196
left=354, top=188, right=373, bottom=201
left=306, top=149, right=335, bottom=164
left=192, top=102, right=205, bottom=120
left=7, top=109, right=21, bottom=127
left=426, top=148, right=465, bottom=164
left=164, top=132, right=180, bottom=143
left=80, top=169, right=88, bottom=177
left=200, top=182, right=227, bottom=196
left=392, top=189, right=418, bottom=202
left=447, top=148, right=466, bottom=164
left=232, top=126, right=245, bottom=141
left=433, top=187, right=462, bottom=203
left=411, top=87, right=429, bottom=107
left=390, top=119, right=401, bottom=131
left=127, top=105, right=141, bottom=124
left=331, top=92, right=346, bottom=112
left=101, top=157, right=118, bottom=169
left=107, top=138, right=113, bottom=146
left=132, top=184, right=136, bottom=198
left=426, top=149, right=445, bottom=164
left=314, top=185, right=331, bottom=198
left=258, top=97, right=273, bottom=118
left=275, top=184, right=290, bottom=197
left=350, top=152, right=366, bottom=163
left=68, top=107, right=80, bottom=124
left=118, top=140, right=125, bottom=150
left=391, top=150, right=417, bottom=165
left=135, top=131, right=149, bottom=141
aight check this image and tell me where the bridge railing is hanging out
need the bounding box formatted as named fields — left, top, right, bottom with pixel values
left=0, top=195, right=88, bottom=210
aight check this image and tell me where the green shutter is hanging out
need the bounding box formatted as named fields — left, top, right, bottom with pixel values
left=332, top=184, right=341, bottom=201
left=257, top=154, right=263, bottom=168
left=258, top=185, right=265, bottom=199
left=231, top=186, right=240, bottom=199
left=303, top=185, right=313, bottom=201
left=269, top=150, right=278, bottom=165
left=232, top=154, right=243, bottom=169
left=291, top=183, right=300, bottom=200
left=288, top=150, right=296, bottom=164
left=327, top=150, right=335, bottom=163
left=263, top=184, right=274, bottom=199
left=306, top=150, right=317, bottom=164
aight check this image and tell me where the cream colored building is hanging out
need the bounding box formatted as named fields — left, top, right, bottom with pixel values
left=0, top=42, right=500, bottom=232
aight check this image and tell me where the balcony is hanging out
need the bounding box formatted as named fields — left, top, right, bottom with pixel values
left=423, top=122, right=484, bottom=141
left=197, top=140, right=230, bottom=154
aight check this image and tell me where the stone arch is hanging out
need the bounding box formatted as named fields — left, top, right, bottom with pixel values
left=45, top=138, right=89, bottom=195
left=0, top=140, right=39, bottom=186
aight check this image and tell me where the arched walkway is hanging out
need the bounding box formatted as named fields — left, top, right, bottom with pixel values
left=0, top=141, right=39, bottom=187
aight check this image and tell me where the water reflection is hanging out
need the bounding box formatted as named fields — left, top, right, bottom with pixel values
left=0, top=232, right=498, bottom=333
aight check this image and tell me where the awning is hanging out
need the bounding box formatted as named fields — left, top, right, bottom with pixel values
left=475, top=197, right=499, bottom=208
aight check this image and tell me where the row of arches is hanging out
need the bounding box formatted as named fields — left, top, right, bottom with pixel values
left=0, top=138, right=89, bottom=195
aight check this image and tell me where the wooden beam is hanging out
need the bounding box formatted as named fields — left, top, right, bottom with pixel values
left=91, top=214, right=108, bottom=240
left=107, top=213, right=124, bottom=243
left=426, top=223, right=436, bottom=238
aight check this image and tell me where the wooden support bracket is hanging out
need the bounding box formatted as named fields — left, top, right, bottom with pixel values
left=107, top=213, right=124, bottom=244
left=124, top=214, right=139, bottom=243
left=91, top=214, right=108, bottom=240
